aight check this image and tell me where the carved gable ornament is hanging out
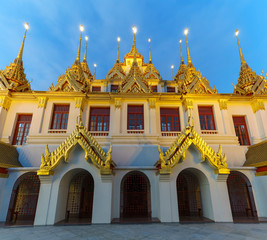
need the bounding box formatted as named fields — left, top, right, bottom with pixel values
left=155, top=122, right=230, bottom=175
left=37, top=117, right=115, bottom=176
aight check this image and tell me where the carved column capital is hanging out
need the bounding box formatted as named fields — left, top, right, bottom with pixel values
left=148, top=98, right=156, bottom=109
left=37, top=97, right=48, bottom=108
left=0, top=96, right=11, bottom=111
left=75, top=97, right=85, bottom=111
left=114, top=98, right=122, bottom=109
left=251, top=99, right=265, bottom=113
left=218, top=99, right=228, bottom=110
left=182, top=98, right=193, bottom=112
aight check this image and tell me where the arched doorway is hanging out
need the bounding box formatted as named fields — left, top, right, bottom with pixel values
left=120, top=171, right=151, bottom=220
left=6, top=172, right=40, bottom=225
left=227, top=171, right=258, bottom=222
left=66, top=171, right=94, bottom=224
left=177, top=170, right=203, bottom=222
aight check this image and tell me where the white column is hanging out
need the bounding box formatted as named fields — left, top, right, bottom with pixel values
left=255, top=110, right=267, bottom=141
left=211, top=174, right=233, bottom=222
left=0, top=107, right=8, bottom=140
left=34, top=175, right=53, bottom=225
left=158, top=175, right=173, bottom=222
left=92, top=175, right=113, bottom=223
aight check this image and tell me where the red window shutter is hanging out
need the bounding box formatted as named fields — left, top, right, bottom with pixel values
left=92, top=86, right=101, bottom=92
left=151, top=86, right=157, bottom=92
left=89, top=107, right=110, bottom=131
left=111, top=85, right=118, bottom=92
left=198, top=106, right=216, bottom=130
left=167, top=87, right=175, bottom=92
left=51, top=104, right=70, bottom=129
left=160, top=108, right=180, bottom=132
left=233, top=116, right=250, bottom=145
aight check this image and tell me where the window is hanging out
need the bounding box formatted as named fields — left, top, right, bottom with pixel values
left=92, top=86, right=101, bottom=92
left=233, top=116, right=250, bottom=145
left=128, top=105, right=144, bottom=130
left=89, top=107, right=110, bottom=131
left=167, top=87, right=175, bottom=92
left=111, top=85, right=118, bottom=92
left=198, top=106, right=216, bottom=130
left=151, top=85, right=157, bottom=92
left=51, top=105, right=69, bottom=130
left=160, top=108, right=180, bottom=132
left=13, top=114, right=32, bottom=145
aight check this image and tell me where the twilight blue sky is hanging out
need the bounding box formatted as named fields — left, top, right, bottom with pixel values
left=0, top=0, right=267, bottom=93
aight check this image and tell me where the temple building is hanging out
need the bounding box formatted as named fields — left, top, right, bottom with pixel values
left=0, top=24, right=267, bottom=225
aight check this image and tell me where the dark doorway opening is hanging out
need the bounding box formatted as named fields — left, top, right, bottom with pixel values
left=227, top=171, right=258, bottom=223
left=6, top=172, right=40, bottom=225
left=177, top=170, right=212, bottom=223
left=119, top=171, right=152, bottom=223
left=65, top=171, right=94, bottom=224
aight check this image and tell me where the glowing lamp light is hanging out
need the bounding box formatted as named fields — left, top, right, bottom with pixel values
left=80, top=25, right=84, bottom=32
left=184, top=28, right=189, bottom=36
left=171, top=65, right=174, bottom=69
left=132, top=25, right=137, bottom=34
left=94, top=63, right=97, bottom=67
left=235, top=29, right=239, bottom=36
left=85, top=36, right=89, bottom=41
left=179, top=39, right=182, bottom=44
left=148, top=38, right=151, bottom=43
left=24, top=23, right=29, bottom=30
left=117, top=37, right=121, bottom=42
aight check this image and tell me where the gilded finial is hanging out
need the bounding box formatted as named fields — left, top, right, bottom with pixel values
left=148, top=38, right=152, bottom=63
left=179, top=39, right=184, bottom=64
left=235, top=29, right=246, bottom=65
left=83, top=36, right=88, bottom=62
left=117, top=37, right=120, bottom=63
left=76, top=25, right=84, bottom=62
left=17, top=23, right=29, bottom=61
left=132, top=25, right=138, bottom=62
left=132, top=25, right=137, bottom=48
left=184, top=28, right=192, bottom=65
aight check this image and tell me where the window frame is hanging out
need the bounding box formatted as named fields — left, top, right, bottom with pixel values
left=198, top=106, right=216, bottom=130
left=12, top=114, right=32, bottom=145
left=167, top=87, right=175, bottom=93
left=92, top=86, right=101, bottom=92
left=232, top=116, right=251, bottom=145
left=127, top=105, right=144, bottom=130
left=89, top=107, right=110, bottom=132
left=160, top=108, right=181, bottom=132
left=50, top=104, right=70, bottom=130
left=111, top=85, right=119, bottom=92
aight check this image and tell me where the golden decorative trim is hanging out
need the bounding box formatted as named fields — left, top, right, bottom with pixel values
left=37, top=117, right=115, bottom=176
left=251, top=99, right=265, bottom=113
left=37, top=97, right=47, bottom=108
left=75, top=97, right=85, bottom=110
left=0, top=173, right=9, bottom=178
left=218, top=99, right=228, bottom=110
left=182, top=98, right=193, bottom=112
left=155, top=123, right=230, bottom=175
left=114, top=98, right=122, bottom=109
left=148, top=98, right=156, bottom=109
left=255, top=171, right=267, bottom=177
left=0, top=96, right=11, bottom=111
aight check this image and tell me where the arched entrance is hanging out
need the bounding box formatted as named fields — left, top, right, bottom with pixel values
left=66, top=171, right=94, bottom=224
left=227, top=171, right=258, bottom=222
left=120, top=171, right=151, bottom=220
left=6, top=172, right=40, bottom=225
left=177, top=170, right=202, bottom=221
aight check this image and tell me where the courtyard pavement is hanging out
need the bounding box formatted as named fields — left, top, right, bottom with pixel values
left=0, top=223, right=267, bottom=240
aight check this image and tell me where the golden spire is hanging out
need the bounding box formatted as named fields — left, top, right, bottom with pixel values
left=16, top=23, right=29, bottom=61
left=148, top=38, right=152, bottom=63
left=76, top=25, right=84, bottom=62
left=184, top=28, right=192, bottom=65
left=132, top=25, right=138, bottom=63
left=132, top=25, right=137, bottom=50
left=235, top=29, right=246, bottom=65
left=117, top=37, right=120, bottom=62
left=179, top=39, right=185, bottom=64
left=83, top=36, right=88, bottom=62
